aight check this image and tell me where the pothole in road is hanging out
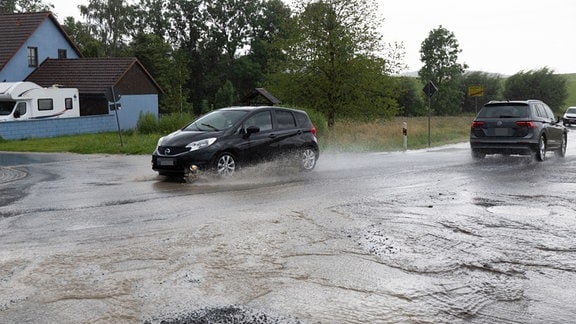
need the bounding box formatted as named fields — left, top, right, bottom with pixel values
left=487, top=205, right=550, bottom=217
left=146, top=305, right=301, bottom=324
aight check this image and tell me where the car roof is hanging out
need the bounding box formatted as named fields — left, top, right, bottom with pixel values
left=485, top=100, right=542, bottom=106
left=218, top=106, right=306, bottom=113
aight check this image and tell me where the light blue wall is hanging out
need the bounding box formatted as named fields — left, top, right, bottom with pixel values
left=0, top=18, right=80, bottom=82
left=0, top=115, right=117, bottom=140
left=115, top=94, right=159, bottom=130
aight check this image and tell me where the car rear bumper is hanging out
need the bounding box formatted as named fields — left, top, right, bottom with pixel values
left=470, top=140, right=538, bottom=155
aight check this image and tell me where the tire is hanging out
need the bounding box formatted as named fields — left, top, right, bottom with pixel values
left=214, top=152, right=237, bottom=177
left=535, top=134, right=546, bottom=161
left=300, top=147, right=317, bottom=171
left=471, top=149, right=485, bottom=160
left=555, top=133, right=567, bottom=158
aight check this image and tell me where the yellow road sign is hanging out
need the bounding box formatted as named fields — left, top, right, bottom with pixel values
left=468, top=85, right=484, bottom=97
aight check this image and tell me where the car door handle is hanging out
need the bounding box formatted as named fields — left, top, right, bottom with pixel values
left=269, top=133, right=277, bottom=138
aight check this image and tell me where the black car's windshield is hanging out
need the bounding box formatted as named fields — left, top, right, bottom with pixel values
left=184, top=110, right=249, bottom=132
left=477, top=105, right=529, bottom=118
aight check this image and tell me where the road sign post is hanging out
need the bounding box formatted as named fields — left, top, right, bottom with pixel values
left=422, top=81, right=438, bottom=147
left=107, top=87, right=123, bottom=147
left=402, top=122, right=408, bottom=151
left=468, top=85, right=484, bottom=114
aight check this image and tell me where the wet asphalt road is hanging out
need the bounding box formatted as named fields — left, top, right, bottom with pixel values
left=1, top=132, right=576, bottom=323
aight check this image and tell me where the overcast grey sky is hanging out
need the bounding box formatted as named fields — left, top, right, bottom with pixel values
left=50, top=0, right=575, bottom=75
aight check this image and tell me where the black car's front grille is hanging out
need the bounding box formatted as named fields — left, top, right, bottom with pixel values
left=157, top=146, right=189, bottom=156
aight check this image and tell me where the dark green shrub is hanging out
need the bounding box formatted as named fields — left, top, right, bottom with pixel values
left=158, top=113, right=192, bottom=133
left=136, top=112, right=159, bottom=134
left=303, top=109, right=328, bottom=137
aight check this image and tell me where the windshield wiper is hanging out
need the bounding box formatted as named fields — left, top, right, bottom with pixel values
left=201, top=123, right=220, bottom=131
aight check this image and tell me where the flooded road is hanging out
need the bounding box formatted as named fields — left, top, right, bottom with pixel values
left=1, top=133, right=576, bottom=323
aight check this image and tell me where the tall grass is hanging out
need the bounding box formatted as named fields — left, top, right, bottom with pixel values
left=323, top=116, right=473, bottom=152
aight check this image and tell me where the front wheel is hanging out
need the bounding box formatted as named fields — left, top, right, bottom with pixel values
left=214, top=152, right=237, bottom=177
left=300, top=147, right=317, bottom=171
left=535, top=134, right=546, bottom=161
left=555, top=133, right=567, bottom=158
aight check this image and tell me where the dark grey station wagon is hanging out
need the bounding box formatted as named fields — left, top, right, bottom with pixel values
left=470, top=100, right=567, bottom=161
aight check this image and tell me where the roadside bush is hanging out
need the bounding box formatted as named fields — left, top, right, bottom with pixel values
left=137, top=112, right=193, bottom=134
left=305, top=109, right=328, bottom=137
left=136, top=112, right=158, bottom=134
left=158, top=113, right=192, bottom=133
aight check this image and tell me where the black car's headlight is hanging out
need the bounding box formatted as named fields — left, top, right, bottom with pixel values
left=186, top=138, right=217, bottom=151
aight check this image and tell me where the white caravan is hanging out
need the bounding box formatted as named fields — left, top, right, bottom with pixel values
left=0, top=82, right=80, bottom=121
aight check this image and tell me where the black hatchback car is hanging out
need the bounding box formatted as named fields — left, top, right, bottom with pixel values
left=152, top=106, right=319, bottom=178
left=470, top=100, right=567, bottom=161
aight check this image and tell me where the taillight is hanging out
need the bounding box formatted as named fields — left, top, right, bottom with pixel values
left=515, top=121, right=536, bottom=128
left=471, top=121, right=485, bottom=128
left=311, top=124, right=317, bottom=136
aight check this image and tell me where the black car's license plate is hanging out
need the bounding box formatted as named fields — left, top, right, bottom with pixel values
left=157, top=158, right=175, bottom=166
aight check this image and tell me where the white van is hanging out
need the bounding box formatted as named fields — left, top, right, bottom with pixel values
left=0, top=82, right=80, bottom=121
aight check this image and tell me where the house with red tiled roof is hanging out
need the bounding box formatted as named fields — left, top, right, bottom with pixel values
left=0, top=12, right=82, bottom=82
left=0, top=11, right=162, bottom=138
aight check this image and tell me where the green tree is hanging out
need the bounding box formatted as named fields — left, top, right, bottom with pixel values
left=419, top=25, right=468, bottom=115
left=268, top=0, right=398, bottom=127
left=135, top=0, right=169, bottom=38
left=229, top=56, right=264, bottom=100
left=462, top=71, right=502, bottom=114
left=238, top=0, right=293, bottom=97
left=503, top=67, right=567, bottom=112
left=129, top=0, right=295, bottom=113
left=130, top=33, right=192, bottom=114
left=205, top=0, right=258, bottom=60
left=61, top=17, right=105, bottom=57
left=396, top=77, right=426, bottom=117
left=80, top=0, right=137, bottom=56
left=214, top=80, right=235, bottom=109
left=248, top=0, right=293, bottom=76
left=153, top=0, right=266, bottom=113
left=0, top=0, right=52, bottom=13
left=383, top=41, right=408, bottom=75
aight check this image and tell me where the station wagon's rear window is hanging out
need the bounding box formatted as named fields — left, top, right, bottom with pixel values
left=477, top=105, right=529, bottom=118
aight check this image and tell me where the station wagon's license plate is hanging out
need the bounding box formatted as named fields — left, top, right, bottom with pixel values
left=157, top=157, right=175, bottom=166
left=494, top=128, right=508, bottom=136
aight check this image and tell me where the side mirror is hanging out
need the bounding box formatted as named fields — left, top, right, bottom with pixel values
left=246, top=125, right=260, bottom=135
left=13, top=110, right=21, bottom=119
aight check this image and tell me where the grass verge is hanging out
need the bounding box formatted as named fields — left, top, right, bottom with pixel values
left=0, top=116, right=473, bottom=155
